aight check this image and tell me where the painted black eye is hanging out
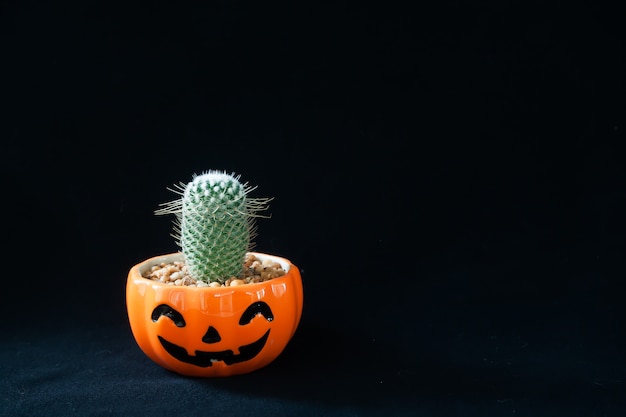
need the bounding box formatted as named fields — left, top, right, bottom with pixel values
left=239, top=302, right=274, bottom=325
left=152, top=304, right=186, bottom=327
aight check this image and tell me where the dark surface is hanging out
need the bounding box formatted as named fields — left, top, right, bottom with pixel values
left=2, top=1, right=625, bottom=416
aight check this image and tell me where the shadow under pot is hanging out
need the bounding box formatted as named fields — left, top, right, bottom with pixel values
left=126, top=252, right=304, bottom=377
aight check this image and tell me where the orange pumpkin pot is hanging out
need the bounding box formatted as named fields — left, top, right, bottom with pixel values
left=126, top=252, right=303, bottom=377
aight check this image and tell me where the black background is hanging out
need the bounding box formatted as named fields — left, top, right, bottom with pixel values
left=2, top=1, right=625, bottom=416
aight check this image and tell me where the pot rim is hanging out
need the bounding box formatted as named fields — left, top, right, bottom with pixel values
left=130, top=251, right=296, bottom=291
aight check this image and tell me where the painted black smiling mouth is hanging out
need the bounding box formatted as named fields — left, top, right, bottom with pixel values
left=158, top=330, right=270, bottom=367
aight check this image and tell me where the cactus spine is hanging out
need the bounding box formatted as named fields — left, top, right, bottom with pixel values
left=155, top=171, right=272, bottom=284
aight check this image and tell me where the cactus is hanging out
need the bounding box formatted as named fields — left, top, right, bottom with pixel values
left=155, top=171, right=272, bottom=284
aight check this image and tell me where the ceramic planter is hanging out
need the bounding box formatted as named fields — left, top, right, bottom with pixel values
left=126, top=252, right=303, bottom=377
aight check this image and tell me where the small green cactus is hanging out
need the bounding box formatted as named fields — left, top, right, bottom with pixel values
left=155, top=171, right=272, bottom=284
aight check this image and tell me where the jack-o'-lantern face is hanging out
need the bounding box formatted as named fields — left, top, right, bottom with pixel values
left=151, top=301, right=273, bottom=367
left=126, top=253, right=303, bottom=378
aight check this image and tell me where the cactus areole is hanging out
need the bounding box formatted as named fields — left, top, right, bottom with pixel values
left=127, top=171, right=303, bottom=377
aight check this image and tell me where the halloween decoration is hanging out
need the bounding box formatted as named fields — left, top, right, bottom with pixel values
left=126, top=171, right=303, bottom=377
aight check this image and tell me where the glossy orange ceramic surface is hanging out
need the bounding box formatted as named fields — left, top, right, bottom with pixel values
left=126, top=252, right=303, bottom=377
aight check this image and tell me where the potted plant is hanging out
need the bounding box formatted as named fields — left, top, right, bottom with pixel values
left=126, top=171, right=303, bottom=377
